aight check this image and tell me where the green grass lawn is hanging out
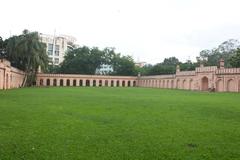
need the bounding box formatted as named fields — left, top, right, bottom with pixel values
left=0, top=87, right=240, bottom=160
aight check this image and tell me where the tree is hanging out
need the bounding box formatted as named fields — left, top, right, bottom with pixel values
left=135, top=64, right=153, bottom=76
left=162, top=57, right=179, bottom=66
left=60, top=46, right=106, bottom=74
left=197, top=39, right=240, bottom=67
left=111, top=54, right=136, bottom=76
left=180, top=60, right=198, bottom=71
left=0, top=36, right=8, bottom=58
left=6, top=30, right=48, bottom=86
left=230, top=49, right=240, bottom=67
left=148, top=63, right=176, bottom=75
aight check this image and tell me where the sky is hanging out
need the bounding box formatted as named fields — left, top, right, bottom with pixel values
left=1, top=0, right=240, bottom=64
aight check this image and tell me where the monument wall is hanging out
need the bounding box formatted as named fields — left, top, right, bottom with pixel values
left=1, top=58, right=240, bottom=92
left=138, top=60, right=240, bottom=92
left=0, top=59, right=25, bottom=90
left=36, top=73, right=137, bottom=87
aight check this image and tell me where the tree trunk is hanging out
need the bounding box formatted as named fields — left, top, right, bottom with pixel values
left=21, top=72, right=28, bottom=87
left=21, top=60, right=31, bottom=87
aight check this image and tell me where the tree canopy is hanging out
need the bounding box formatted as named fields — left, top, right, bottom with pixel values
left=60, top=46, right=106, bottom=74
left=230, top=49, right=240, bottom=67
left=59, top=47, right=136, bottom=76
left=197, top=39, right=240, bottom=67
left=3, top=30, right=48, bottom=86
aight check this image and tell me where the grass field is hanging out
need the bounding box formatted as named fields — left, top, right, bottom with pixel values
left=0, top=87, right=240, bottom=160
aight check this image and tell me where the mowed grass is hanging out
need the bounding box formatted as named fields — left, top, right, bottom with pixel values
left=0, top=87, right=240, bottom=160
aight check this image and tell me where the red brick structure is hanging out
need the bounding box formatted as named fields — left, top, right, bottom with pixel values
left=1, top=59, right=240, bottom=92
left=0, top=59, right=25, bottom=90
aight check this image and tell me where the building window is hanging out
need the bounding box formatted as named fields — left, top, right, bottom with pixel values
left=48, top=57, right=53, bottom=63
left=55, top=45, right=60, bottom=56
left=48, top=43, right=53, bottom=55
left=54, top=58, right=59, bottom=64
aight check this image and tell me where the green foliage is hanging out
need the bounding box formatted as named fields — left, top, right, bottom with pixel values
left=4, top=30, right=48, bottom=86
left=59, top=47, right=136, bottom=76
left=135, top=64, right=153, bottom=76
left=46, top=64, right=61, bottom=73
left=0, top=36, right=8, bottom=58
left=149, top=63, right=176, bottom=75
left=197, top=39, right=240, bottom=67
left=230, top=49, right=240, bottom=67
left=180, top=60, right=198, bottom=71
left=162, top=57, right=180, bottom=66
left=111, top=54, right=136, bottom=76
left=0, top=87, right=240, bottom=159
left=60, top=46, right=106, bottom=74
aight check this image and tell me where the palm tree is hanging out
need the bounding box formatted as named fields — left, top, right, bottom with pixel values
left=6, top=30, right=48, bottom=86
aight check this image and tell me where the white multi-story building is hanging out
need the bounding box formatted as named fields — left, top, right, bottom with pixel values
left=39, top=33, right=77, bottom=65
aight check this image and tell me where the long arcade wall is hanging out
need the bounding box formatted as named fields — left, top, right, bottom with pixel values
left=138, top=64, right=240, bottom=92
left=0, top=59, right=25, bottom=90
left=36, top=74, right=137, bottom=87
left=1, top=59, right=240, bottom=92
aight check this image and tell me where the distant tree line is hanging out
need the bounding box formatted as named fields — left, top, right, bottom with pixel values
left=137, top=39, right=240, bottom=75
left=48, top=47, right=137, bottom=76
left=1, top=30, right=240, bottom=86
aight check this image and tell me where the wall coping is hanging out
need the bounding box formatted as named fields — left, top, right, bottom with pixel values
left=37, top=73, right=137, bottom=79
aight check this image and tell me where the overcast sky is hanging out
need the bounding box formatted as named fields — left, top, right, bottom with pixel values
left=1, top=0, right=240, bottom=64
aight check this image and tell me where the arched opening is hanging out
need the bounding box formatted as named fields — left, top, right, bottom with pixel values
left=53, top=79, right=57, bottom=86
left=66, top=79, right=70, bottom=86
left=201, top=77, right=209, bottom=91
left=162, top=80, right=165, bottom=88
left=79, top=80, right=83, bottom=86
left=189, top=79, right=193, bottom=90
left=171, top=80, right=174, bottom=88
left=176, top=79, right=180, bottom=89
left=166, top=80, right=169, bottom=88
left=216, top=79, right=224, bottom=92
left=239, top=80, right=240, bottom=92
left=111, top=80, right=114, bottom=87
left=227, top=79, right=235, bottom=92
left=133, top=81, right=136, bottom=87
left=128, top=81, right=131, bottom=87
left=93, top=80, right=96, bottom=87
left=122, top=81, right=125, bottom=87
left=86, top=80, right=90, bottom=86
left=117, top=80, right=120, bottom=87
left=60, top=79, right=64, bottom=86
left=6, top=74, right=9, bottom=89
left=40, top=79, right=43, bottom=86
left=105, top=80, right=108, bottom=87
left=99, top=80, right=102, bottom=87
left=46, top=79, right=50, bottom=86
left=182, top=80, right=187, bottom=89
left=73, top=80, right=76, bottom=86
